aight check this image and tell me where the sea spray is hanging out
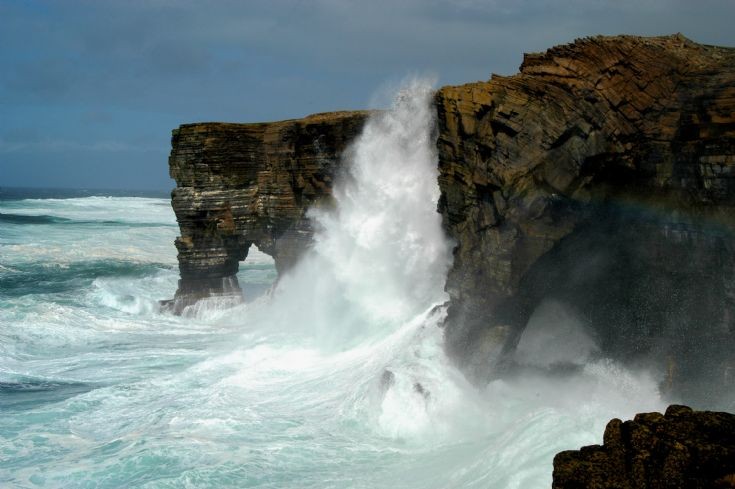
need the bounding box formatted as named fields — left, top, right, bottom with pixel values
left=260, top=79, right=452, bottom=346
left=310, top=79, right=452, bottom=321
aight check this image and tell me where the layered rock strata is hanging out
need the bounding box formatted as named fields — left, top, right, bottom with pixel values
left=553, top=405, right=735, bottom=488
left=435, top=34, right=735, bottom=402
left=165, top=111, right=369, bottom=312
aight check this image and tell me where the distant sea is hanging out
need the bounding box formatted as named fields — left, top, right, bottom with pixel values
left=0, top=186, right=170, bottom=200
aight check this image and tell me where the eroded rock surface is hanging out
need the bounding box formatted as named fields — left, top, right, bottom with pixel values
left=165, top=111, right=369, bottom=312
left=435, top=34, right=735, bottom=401
left=553, top=405, right=735, bottom=488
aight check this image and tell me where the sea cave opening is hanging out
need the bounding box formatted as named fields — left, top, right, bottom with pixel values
left=506, top=205, right=735, bottom=408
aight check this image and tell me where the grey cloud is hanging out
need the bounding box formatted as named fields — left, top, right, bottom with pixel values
left=4, top=58, right=82, bottom=100
left=1, top=0, right=734, bottom=190
left=5, top=1, right=734, bottom=108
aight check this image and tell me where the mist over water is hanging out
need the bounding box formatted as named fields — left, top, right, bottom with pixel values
left=263, top=79, right=452, bottom=344
left=1, top=82, right=665, bottom=488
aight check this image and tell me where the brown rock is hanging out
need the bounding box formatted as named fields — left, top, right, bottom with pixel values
left=163, top=111, right=370, bottom=313
left=553, top=405, right=735, bottom=489
left=435, top=34, right=735, bottom=400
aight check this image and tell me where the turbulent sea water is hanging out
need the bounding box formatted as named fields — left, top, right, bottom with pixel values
left=1, top=83, right=665, bottom=488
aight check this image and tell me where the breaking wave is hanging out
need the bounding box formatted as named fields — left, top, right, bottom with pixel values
left=0, top=81, right=665, bottom=488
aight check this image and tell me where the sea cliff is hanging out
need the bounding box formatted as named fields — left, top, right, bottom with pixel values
left=165, top=35, right=735, bottom=403
left=435, top=34, right=735, bottom=403
left=165, top=33, right=735, bottom=487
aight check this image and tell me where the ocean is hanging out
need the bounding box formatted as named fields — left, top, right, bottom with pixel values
left=0, top=83, right=664, bottom=488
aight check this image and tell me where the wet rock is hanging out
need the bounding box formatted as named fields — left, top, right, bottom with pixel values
left=553, top=405, right=735, bottom=488
left=413, top=382, right=431, bottom=401
left=380, top=369, right=396, bottom=394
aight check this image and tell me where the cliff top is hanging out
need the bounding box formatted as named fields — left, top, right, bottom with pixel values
left=175, top=110, right=373, bottom=134
left=521, top=33, right=735, bottom=73
left=454, top=34, right=735, bottom=90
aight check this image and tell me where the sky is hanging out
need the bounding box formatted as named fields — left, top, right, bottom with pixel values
left=2, top=0, right=735, bottom=191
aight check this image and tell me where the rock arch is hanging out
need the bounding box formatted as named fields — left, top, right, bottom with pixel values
left=162, top=112, right=370, bottom=313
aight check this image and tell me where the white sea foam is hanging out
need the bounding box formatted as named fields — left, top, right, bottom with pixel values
left=1, top=196, right=176, bottom=224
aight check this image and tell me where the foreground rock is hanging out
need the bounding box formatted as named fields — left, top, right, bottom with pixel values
left=553, top=405, right=735, bottom=488
left=164, top=111, right=369, bottom=312
left=435, top=34, right=735, bottom=402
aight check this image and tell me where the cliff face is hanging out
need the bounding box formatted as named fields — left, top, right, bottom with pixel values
left=165, top=111, right=369, bottom=312
left=164, top=35, right=735, bottom=403
left=435, top=34, right=735, bottom=401
left=553, top=405, right=735, bottom=488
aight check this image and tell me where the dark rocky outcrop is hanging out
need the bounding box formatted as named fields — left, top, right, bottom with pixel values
left=164, top=111, right=369, bottom=312
left=435, top=34, right=735, bottom=403
left=553, top=405, right=735, bottom=488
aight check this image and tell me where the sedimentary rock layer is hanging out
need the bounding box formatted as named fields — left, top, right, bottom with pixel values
left=553, top=405, right=735, bottom=488
left=435, top=34, right=735, bottom=400
left=165, top=111, right=369, bottom=312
